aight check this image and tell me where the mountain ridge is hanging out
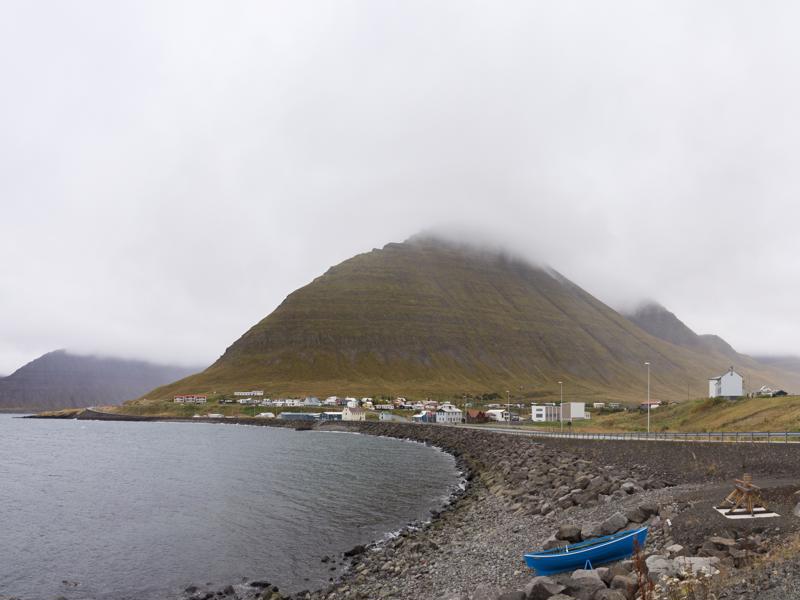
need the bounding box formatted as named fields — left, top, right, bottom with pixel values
left=0, top=350, right=201, bottom=411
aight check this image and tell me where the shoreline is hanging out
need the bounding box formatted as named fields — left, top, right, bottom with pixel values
left=28, top=412, right=800, bottom=600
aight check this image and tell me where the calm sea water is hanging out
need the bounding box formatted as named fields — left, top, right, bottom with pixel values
left=0, top=415, right=460, bottom=600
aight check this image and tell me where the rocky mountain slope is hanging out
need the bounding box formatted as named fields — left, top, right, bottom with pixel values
left=0, top=350, right=200, bottom=411
left=139, top=237, right=800, bottom=403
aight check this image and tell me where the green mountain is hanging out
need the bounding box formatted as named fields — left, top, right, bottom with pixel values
left=137, top=238, right=800, bottom=404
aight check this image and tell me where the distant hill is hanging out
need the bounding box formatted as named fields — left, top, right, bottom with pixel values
left=137, top=237, right=800, bottom=405
left=0, top=350, right=201, bottom=412
left=624, top=301, right=740, bottom=358
left=623, top=301, right=798, bottom=393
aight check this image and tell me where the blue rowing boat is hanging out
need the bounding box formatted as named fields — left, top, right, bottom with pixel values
left=524, top=527, right=648, bottom=575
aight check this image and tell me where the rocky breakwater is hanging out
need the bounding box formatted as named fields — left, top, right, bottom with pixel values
left=271, top=422, right=673, bottom=600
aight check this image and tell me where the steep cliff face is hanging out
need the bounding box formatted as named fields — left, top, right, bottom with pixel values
left=0, top=350, right=200, bottom=411
left=141, top=238, right=799, bottom=402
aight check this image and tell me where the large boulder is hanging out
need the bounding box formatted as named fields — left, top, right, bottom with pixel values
left=543, top=535, right=569, bottom=550
left=638, top=502, right=659, bottom=518
left=524, top=576, right=566, bottom=600
left=623, top=507, right=646, bottom=524
left=470, top=583, right=502, bottom=600
left=599, top=512, right=628, bottom=536
left=557, top=524, right=583, bottom=543
left=564, top=571, right=606, bottom=600
left=645, top=555, right=678, bottom=582
left=674, top=556, right=720, bottom=576
left=581, top=523, right=600, bottom=541
left=609, top=574, right=637, bottom=600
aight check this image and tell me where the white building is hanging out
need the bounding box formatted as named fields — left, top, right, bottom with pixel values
left=709, top=367, right=744, bottom=399
left=345, top=397, right=359, bottom=408
left=234, top=390, right=264, bottom=396
left=436, top=405, right=463, bottom=424
left=174, top=394, right=207, bottom=404
left=485, top=409, right=509, bottom=422
left=324, top=396, right=339, bottom=406
left=304, top=397, right=321, bottom=407
left=562, top=402, right=588, bottom=421
left=255, top=412, right=275, bottom=419
left=342, top=406, right=366, bottom=421
left=531, top=403, right=561, bottom=422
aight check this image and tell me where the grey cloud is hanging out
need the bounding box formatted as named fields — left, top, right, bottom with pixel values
left=2, top=1, right=799, bottom=373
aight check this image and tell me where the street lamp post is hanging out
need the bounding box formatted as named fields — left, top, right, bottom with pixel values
left=558, top=381, right=563, bottom=434
left=506, top=390, right=511, bottom=424
left=645, top=362, right=651, bottom=435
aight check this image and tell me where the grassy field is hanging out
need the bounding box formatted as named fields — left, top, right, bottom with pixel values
left=504, top=395, right=800, bottom=433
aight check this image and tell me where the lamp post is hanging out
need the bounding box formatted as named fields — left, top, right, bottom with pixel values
left=645, top=362, right=651, bottom=435
left=506, top=390, right=510, bottom=424
left=558, top=381, right=563, bottom=434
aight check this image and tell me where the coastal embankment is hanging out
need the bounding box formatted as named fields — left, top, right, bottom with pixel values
left=36, top=412, right=800, bottom=600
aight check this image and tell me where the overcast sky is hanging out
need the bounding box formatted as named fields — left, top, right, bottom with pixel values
left=2, top=1, right=800, bottom=374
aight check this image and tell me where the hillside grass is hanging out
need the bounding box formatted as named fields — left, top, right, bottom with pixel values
left=516, top=395, right=800, bottom=433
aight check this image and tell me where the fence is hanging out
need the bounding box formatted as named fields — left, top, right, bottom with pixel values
left=463, top=424, right=800, bottom=444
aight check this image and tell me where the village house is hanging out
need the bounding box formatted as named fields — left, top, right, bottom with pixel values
left=485, top=409, right=509, bottom=422
left=320, top=411, right=343, bottom=421
left=304, top=396, right=321, bottom=407
left=374, top=404, right=394, bottom=410
left=237, top=397, right=256, bottom=405
left=345, top=397, right=359, bottom=408
left=436, top=404, right=463, bottom=424
left=465, top=409, right=488, bottom=423
left=324, top=396, right=339, bottom=406
left=709, top=367, right=744, bottom=399
left=174, top=394, right=207, bottom=404
left=234, top=390, right=264, bottom=397
left=278, top=412, right=318, bottom=421
left=379, top=412, right=408, bottom=422
left=756, top=385, right=788, bottom=398
left=342, top=406, right=366, bottom=421
left=639, top=400, right=662, bottom=411
left=412, top=411, right=436, bottom=423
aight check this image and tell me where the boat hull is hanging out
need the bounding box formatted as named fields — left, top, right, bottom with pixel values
left=524, top=527, right=648, bottom=575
